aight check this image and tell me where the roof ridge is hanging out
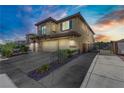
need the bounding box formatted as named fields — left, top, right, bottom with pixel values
left=35, top=12, right=81, bottom=26
left=35, top=12, right=95, bottom=34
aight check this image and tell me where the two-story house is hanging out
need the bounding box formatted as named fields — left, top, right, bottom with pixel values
left=26, top=12, right=95, bottom=53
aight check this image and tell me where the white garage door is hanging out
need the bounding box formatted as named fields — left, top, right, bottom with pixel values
left=29, top=43, right=39, bottom=52
left=59, top=39, right=69, bottom=49
left=42, top=40, right=58, bottom=52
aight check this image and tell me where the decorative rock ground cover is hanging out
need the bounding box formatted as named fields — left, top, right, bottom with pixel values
left=28, top=54, right=80, bottom=81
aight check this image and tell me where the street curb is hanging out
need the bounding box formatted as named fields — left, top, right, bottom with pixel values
left=0, top=58, right=8, bottom=62
left=80, top=53, right=98, bottom=88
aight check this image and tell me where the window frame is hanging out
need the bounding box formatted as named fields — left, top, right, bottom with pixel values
left=40, top=25, right=46, bottom=35
left=61, top=20, right=72, bottom=31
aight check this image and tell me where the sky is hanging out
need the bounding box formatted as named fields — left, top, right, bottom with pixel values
left=0, top=5, right=124, bottom=43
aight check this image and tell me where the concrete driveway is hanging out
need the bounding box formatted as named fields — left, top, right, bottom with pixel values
left=0, top=52, right=53, bottom=87
left=38, top=52, right=96, bottom=88
left=0, top=52, right=96, bottom=88
left=81, top=54, right=124, bottom=88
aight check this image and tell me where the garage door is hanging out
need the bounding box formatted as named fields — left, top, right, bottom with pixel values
left=42, top=41, right=58, bottom=52
left=29, top=43, right=39, bottom=52
left=59, top=39, right=69, bottom=49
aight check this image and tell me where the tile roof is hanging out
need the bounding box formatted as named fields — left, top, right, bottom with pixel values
left=35, top=12, right=95, bottom=34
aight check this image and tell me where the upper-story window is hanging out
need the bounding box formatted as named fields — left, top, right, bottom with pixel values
left=40, top=25, right=46, bottom=35
left=52, top=24, right=56, bottom=32
left=62, top=20, right=72, bottom=31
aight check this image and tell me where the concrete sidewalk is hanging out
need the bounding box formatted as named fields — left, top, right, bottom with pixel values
left=81, top=54, right=124, bottom=88
left=0, top=74, right=16, bottom=88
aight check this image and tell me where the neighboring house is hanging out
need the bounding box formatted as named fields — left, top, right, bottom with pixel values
left=26, top=12, right=95, bottom=53
left=14, top=40, right=27, bottom=46
left=112, top=39, right=124, bottom=55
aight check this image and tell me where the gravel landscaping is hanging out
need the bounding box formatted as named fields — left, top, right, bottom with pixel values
left=28, top=54, right=80, bottom=81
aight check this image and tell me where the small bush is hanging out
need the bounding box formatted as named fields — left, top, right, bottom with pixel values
left=1, top=47, right=13, bottom=57
left=1, top=43, right=16, bottom=57
left=57, top=49, right=78, bottom=60
left=0, top=43, right=29, bottom=57
left=19, top=45, right=29, bottom=53
left=36, top=64, right=50, bottom=74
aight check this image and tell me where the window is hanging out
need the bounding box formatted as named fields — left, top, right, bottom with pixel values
left=62, top=20, right=72, bottom=31
left=52, top=25, right=56, bottom=32
left=69, top=40, right=77, bottom=48
left=41, top=26, right=46, bottom=35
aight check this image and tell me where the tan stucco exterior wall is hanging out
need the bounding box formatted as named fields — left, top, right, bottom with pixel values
left=69, top=17, right=94, bottom=52
left=35, top=17, right=94, bottom=52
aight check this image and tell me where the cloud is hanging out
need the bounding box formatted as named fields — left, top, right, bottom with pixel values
left=0, top=39, right=4, bottom=44
left=50, top=10, right=67, bottom=20
left=37, top=6, right=68, bottom=20
left=1, top=5, right=124, bottom=42
left=22, top=6, right=33, bottom=13
left=16, top=6, right=37, bottom=34
left=73, top=5, right=85, bottom=10
left=94, top=9, right=124, bottom=31
left=13, top=33, right=26, bottom=41
left=92, top=8, right=124, bottom=42
left=93, top=24, right=124, bottom=42
left=95, top=34, right=110, bottom=42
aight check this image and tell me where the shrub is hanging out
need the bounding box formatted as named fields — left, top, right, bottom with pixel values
left=57, top=49, right=68, bottom=60
left=36, top=64, right=50, bottom=74
left=1, top=43, right=16, bottom=57
left=57, top=49, right=78, bottom=61
left=0, top=43, right=29, bottom=57
left=19, top=45, right=29, bottom=53
left=1, top=47, right=12, bottom=57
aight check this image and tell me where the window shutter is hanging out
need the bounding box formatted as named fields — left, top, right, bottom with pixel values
left=60, top=23, right=62, bottom=31
left=39, top=26, right=41, bottom=35
left=69, top=20, right=72, bottom=29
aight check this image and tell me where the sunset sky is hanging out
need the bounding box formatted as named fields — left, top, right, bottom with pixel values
left=0, top=5, right=124, bottom=43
